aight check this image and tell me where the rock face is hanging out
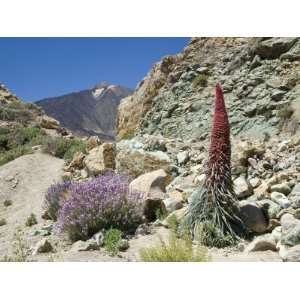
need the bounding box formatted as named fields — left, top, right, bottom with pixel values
left=116, top=37, right=300, bottom=141
left=37, top=82, right=132, bottom=140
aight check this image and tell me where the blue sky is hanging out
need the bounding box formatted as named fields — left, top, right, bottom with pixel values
left=0, top=37, right=190, bottom=102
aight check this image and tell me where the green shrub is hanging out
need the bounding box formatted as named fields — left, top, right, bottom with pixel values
left=0, top=229, right=29, bottom=262
left=139, top=232, right=208, bottom=262
left=0, top=145, right=32, bottom=166
left=25, top=213, right=38, bottom=227
left=192, top=74, right=208, bottom=88
left=8, top=127, right=45, bottom=149
left=42, top=137, right=86, bottom=162
left=103, top=229, right=122, bottom=256
left=140, top=216, right=208, bottom=262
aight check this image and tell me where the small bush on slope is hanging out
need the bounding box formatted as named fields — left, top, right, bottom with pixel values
left=139, top=230, right=208, bottom=262
left=0, top=126, right=46, bottom=166
left=54, top=174, right=144, bottom=241
left=140, top=216, right=208, bottom=262
left=103, top=229, right=122, bottom=256
left=42, top=137, right=86, bottom=162
left=43, top=181, right=73, bottom=221
left=192, top=74, right=208, bottom=88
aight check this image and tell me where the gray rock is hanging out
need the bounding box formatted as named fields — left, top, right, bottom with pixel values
left=279, top=213, right=300, bottom=247
left=177, top=151, right=189, bottom=165
left=234, top=176, right=253, bottom=199
left=92, top=230, right=105, bottom=247
left=71, top=239, right=99, bottom=252
left=290, top=183, right=300, bottom=209
left=259, top=199, right=281, bottom=219
left=271, top=192, right=290, bottom=208
left=272, top=226, right=282, bottom=243
left=32, top=238, right=53, bottom=255
left=282, top=244, right=300, bottom=262
left=249, top=177, right=261, bottom=188
left=245, top=234, right=277, bottom=252
left=239, top=201, right=268, bottom=233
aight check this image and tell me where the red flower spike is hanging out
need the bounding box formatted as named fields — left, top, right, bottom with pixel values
left=205, top=83, right=231, bottom=189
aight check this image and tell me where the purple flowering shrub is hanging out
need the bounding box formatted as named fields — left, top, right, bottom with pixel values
left=55, top=174, right=144, bottom=241
left=43, top=181, right=73, bottom=221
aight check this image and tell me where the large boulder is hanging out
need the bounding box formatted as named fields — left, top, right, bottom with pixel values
left=271, top=192, right=290, bottom=208
left=129, top=169, right=168, bottom=220
left=84, top=143, right=116, bottom=176
left=116, top=139, right=172, bottom=179
left=37, top=115, right=60, bottom=130
left=239, top=201, right=268, bottom=233
left=280, top=214, right=300, bottom=247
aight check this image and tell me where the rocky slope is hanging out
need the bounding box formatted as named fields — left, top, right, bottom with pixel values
left=37, top=82, right=132, bottom=140
left=117, top=37, right=300, bottom=141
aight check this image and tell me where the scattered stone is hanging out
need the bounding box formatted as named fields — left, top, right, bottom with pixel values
left=32, top=238, right=53, bottom=255
left=259, top=199, right=281, bottom=219
left=162, top=197, right=183, bottom=213
left=280, top=215, right=300, bottom=246
left=245, top=234, right=277, bottom=252
left=249, top=177, right=261, bottom=188
left=239, top=201, right=268, bottom=233
left=194, top=174, right=206, bottom=185
left=234, top=176, right=253, bottom=199
left=118, top=239, right=130, bottom=251
left=135, top=224, right=152, bottom=236
left=254, top=181, right=269, bottom=199
left=271, top=192, right=290, bottom=208
left=270, top=183, right=291, bottom=195
left=177, top=151, right=189, bottom=165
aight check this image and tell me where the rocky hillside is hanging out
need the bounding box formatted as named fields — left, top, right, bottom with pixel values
left=37, top=82, right=132, bottom=140
left=117, top=37, right=300, bottom=141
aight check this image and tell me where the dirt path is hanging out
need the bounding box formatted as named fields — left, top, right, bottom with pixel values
left=0, top=152, right=64, bottom=257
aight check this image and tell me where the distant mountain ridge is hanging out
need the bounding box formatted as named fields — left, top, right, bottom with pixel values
left=36, top=82, right=132, bottom=140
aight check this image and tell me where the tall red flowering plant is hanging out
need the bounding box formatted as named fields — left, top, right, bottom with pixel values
left=186, top=84, right=247, bottom=247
